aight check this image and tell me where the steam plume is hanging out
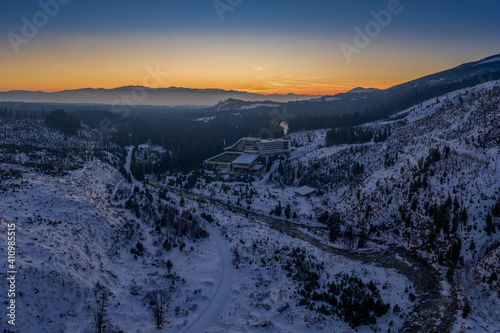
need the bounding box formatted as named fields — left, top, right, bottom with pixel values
left=279, top=121, right=289, bottom=137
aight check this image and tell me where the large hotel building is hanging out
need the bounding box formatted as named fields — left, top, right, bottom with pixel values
left=204, top=137, right=291, bottom=175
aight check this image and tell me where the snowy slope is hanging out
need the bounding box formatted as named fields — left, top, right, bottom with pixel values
left=1, top=77, right=500, bottom=332
left=188, top=79, right=500, bottom=332
left=261, top=81, right=500, bottom=331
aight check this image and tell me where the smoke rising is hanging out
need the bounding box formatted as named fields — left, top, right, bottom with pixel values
left=279, top=121, right=289, bottom=137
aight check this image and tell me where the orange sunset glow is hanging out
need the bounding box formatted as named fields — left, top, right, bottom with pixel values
left=0, top=32, right=489, bottom=96
left=1, top=1, right=499, bottom=98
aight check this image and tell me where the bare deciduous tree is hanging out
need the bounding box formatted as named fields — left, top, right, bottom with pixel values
left=93, top=282, right=109, bottom=333
left=145, top=289, right=170, bottom=328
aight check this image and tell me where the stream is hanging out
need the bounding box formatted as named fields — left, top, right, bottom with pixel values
left=165, top=186, right=459, bottom=333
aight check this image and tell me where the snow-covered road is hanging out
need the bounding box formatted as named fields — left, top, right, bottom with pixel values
left=124, top=145, right=143, bottom=189
left=180, top=217, right=234, bottom=333
left=123, top=146, right=233, bottom=332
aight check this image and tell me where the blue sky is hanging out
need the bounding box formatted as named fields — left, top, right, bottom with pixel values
left=2, top=0, right=498, bottom=37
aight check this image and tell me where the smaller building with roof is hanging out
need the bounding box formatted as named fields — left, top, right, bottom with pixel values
left=294, top=186, right=317, bottom=197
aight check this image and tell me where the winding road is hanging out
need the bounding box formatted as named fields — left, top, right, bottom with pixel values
left=162, top=185, right=459, bottom=333
left=180, top=216, right=234, bottom=333
left=124, top=146, right=233, bottom=333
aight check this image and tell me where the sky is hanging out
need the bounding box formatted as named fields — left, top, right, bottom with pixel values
left=1, top=0, right=499, bottom=95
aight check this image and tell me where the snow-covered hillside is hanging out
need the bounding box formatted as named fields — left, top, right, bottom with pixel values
left=186, top=80, right=500, bottom=332
left=0, top=114, right=416, bottom=333
left=1, top=78, right=499, bottom=332
left=0, top=156, right=227, bottom=332
left=267, top=81, right=500, bottom=332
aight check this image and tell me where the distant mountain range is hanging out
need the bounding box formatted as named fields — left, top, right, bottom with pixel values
left=204, top=53, right=500, bottom=117
left=346, top=87, right=381, bottom=94
left=209, top=53, right=500, bottom=113
left=2, top=54, right=499, bottom=109
left=0, top=86, right=317, bottom=107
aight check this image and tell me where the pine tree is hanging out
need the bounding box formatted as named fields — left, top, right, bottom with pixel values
left=327, top=212, right=342, bottom=242
left=285, top=203, right=291, bottom=219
